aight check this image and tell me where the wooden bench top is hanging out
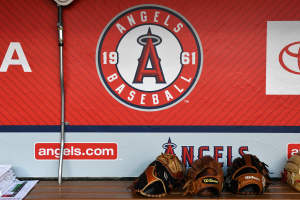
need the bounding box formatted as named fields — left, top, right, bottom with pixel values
left=25, top=180, right=300, bottom=200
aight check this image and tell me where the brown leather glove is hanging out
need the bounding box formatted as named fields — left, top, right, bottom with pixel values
left=183, top=156, right=224, bottom=196
left=226, top=154, right=271, bottom=194
left=131, top=153, right=184, bottom=197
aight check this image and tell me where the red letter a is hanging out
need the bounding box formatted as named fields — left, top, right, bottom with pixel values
left=133, top=28, right=166, bottom=83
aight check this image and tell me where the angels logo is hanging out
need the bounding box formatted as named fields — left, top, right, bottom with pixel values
left=96, top=5, right=203, bottom=111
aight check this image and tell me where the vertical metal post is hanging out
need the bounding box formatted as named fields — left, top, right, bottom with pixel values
left=57, top=5, right=65, bottom=185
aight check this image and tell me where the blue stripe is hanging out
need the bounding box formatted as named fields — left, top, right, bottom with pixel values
left=0, top=125, right=299, bottom=133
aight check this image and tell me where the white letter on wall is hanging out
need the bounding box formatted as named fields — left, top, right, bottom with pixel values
left=0, top=42, right=31, bottom=72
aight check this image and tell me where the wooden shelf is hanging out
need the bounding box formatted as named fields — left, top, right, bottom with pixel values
left=25, top=180, right=300, bottom=200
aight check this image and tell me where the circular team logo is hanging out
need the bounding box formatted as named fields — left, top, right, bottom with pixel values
left=279, top=41, right=300, bottom=75
left=96, top=5, right=203, bottom=111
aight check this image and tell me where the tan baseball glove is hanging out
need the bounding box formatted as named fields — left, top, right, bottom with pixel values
left=283, top=152, right=300, bottom=191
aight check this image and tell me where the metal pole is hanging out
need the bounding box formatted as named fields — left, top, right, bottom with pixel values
left=57, top=5, right=65, bottom=185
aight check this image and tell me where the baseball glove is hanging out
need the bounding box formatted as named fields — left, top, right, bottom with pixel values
left=183, top=156, right=224, bottom=196
left=283, top=152, right=300, bottom=191
left=225, top=154, right=271, bottom=194
left=131, top=153, right=184, bottom=197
